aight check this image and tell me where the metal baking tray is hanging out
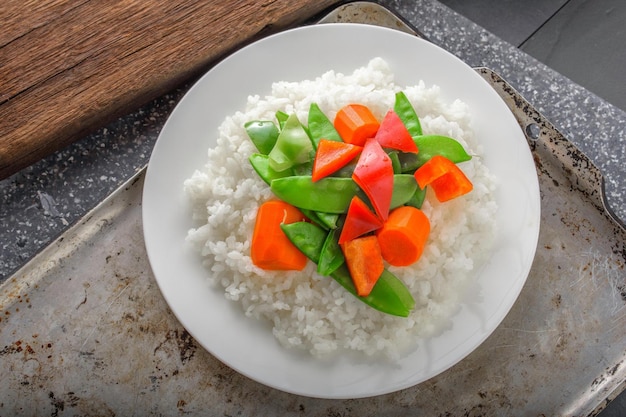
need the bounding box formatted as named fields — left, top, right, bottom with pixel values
left=1, top=2, right=624, bottom=415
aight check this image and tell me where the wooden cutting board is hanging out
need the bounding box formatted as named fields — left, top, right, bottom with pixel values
left=0, top=0, right=340, bottom=179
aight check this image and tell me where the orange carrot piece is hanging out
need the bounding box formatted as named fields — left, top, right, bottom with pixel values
left=251, top=201, right=308, bottom=270
left=341, top=235, right=385, bottom=297
left=376, top=206, right=430, bottom=266
left=413, top=155, right=473, bottom=202
left=311, top=139, right=362, bottom=182
left=333, top=104, right=380, bottom=146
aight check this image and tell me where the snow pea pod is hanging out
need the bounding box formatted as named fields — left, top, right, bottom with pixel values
left=298, top=208, right=330, bottom=231
left=405, top=184, right=427, bottom=209
left=270, top=174, right=418, bottom=214
left=250, top=153, right=315, bottom=184
left=388, top=150, right=402, bottom=174
left=280, top=222, right=327, bottom=263
left=244, top=120, right=279, bottom=155
left=317, top=228, right=344, bottom=276
left=249, top=153, right=291, bottom=185
left=307, top=103, right=342, bottom=148
left=271, top=176, right=358, bottom=213
left=316, top=212, right=340, bottom=230
left=394, top=91, right=422, bottom=136
left=330, top=266, right=414, bottom=317
left=281, top=222, right=415, bottom=317
left=330, top=159, right=358, bottom=178
left=268, top=113, right=314, bottom=172
left=397, top=135, right=472, bottom=173
left=414, top=135, right=472, bottom=167
left=275, top=110, right=289, bottom=130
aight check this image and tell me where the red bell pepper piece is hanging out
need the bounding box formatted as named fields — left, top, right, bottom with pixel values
left=338, top=196, right=383, bottom=244
left=311, top=139, right=362, bottom=182
left=414, top=155, right=473, bottom=202
left=352, top=137, right=394, bottom=221
left=374, top=110, right=418, bottom=153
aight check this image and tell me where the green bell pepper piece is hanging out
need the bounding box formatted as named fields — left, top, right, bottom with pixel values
left=244, top=120, right=279, bottom=155
left=281, top=222, right=415, bottom=317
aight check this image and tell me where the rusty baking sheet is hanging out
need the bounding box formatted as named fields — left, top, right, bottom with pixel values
left=1, top=2, right=624, bottom=415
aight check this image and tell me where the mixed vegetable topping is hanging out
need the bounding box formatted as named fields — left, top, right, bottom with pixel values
left=246, top=92, right=473, bottom=317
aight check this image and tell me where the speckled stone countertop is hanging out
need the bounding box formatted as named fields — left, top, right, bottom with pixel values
left=1, top=0, right=624, bottom=282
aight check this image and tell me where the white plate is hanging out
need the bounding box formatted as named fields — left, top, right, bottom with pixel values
left=142, top=23, right=540, bottom=399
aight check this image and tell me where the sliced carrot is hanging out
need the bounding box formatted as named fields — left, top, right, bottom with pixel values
left=341, top=235, right=385, bottom=297
left=311, top=139, right=362, bottom=182
left=333, top=104, right=380, bottom=146
left=338, top=196, right=383, bottom=244
left=376, top=206, right=430, bottom=266
left=374, top=110, right=418, bottom=153
left=413, top=155, right=473, bottom=202
left=251, top=201, right=308, bottom=270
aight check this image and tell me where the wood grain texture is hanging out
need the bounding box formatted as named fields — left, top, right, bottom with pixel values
left=0, top=0, right=340, bottom=178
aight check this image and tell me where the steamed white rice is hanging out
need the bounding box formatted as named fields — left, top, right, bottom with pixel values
left=184, top=58, right=498, bottom=358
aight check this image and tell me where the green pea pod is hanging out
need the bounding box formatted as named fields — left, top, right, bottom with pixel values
left=315, top=212, right=339, bottom=230
left=281, top=222, right=415, bottom=317
left=390, top=175, right=418, bottom=208
left=280, top=222, right=326, bottom=264
left=330, top=266, right=414, bottom=317
left=299, top=209, right=334, bottom=231
left=268, top=113, right=314, bottom=172
left=280, top=222, right=327, bottom=263
left=271, top=176, right=359, bottom=213
left=244, top=121, right=279, bottom=155
left=270, top=174, right=417, bottom=214
left=405, top=184, right=427, bottom=209
left=249, top=153, right=291, bottom=185
left=414, top=135, right=472, bottom=167
left=397, top=152, right=419, bottom=173
left=291, top=157, right=314, bottom=176
left=331, top=159, right=357, bottom=178
left=317, top=229, right=344, bottom=276
left=388, top=150, right=402, bottom=174
left=276, top=110, right=289, bottom=130
left=394, top=91, right=423, bottom=136
left=307, top=103, right=342, bottom=148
